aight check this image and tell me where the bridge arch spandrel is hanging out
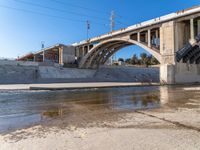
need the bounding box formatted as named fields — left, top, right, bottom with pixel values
left=79, top=38, right=161, bottom=68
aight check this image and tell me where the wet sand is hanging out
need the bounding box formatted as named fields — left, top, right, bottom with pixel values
left=0, top=109, right=200, bottom=150
left=0, top=86, right=200, bottom=150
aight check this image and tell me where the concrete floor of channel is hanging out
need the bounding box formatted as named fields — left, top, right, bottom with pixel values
left=0, top=85, right=200, bottom=150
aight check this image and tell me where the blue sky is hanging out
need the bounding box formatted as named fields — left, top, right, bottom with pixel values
left=0, top=0, right=199, bottom=59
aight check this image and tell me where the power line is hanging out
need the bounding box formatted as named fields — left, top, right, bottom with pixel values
left=116, top=20, right=129, bottom=26
left=110, top=11, right=115, bottom=31
left=13, top=0, right=129, bottom=28
left=13, top=0, right=110, bottom=22
left=49, top=0, right=127, bottom=22
left=0, top=4, right=84, bottom=22
left=48, top=0, right=111, bottom=16
left=14, top=0, right=128, bottom=27
left=0, top=4, right=108, bottom=27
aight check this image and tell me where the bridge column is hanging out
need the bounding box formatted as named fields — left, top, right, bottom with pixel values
left=145, top=32, right=148, bottom=43
left=83, top=46, right=85, bottom=56
left=148, top=29, right=151, bottom=47
left=197, top=20, right=200, bottom=34
left=160, top=21, right=176, bottom=84
left=155, top=30, right=159, bottom=47
left=59, top=47, right=63, bottom=65
left=190, top=18, right=195, bottom=43
left=137, top=32, right=140, bottom=42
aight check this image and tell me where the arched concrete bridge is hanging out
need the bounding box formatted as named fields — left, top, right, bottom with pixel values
left=73, top=6, right=200, bottom=84
left=79, top=38, right=161, bottom=69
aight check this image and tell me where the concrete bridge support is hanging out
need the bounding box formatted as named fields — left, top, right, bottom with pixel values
left=178, top=18, right=200, bottom=83
left=160, top=19, right=200, bottom=84
left=159, top=21, right=176, bottom=84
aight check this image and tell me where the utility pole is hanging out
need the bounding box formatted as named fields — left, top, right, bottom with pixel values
left=110, top=11, right=115, bottom=65
left=41, top=41, right=45, bottom=49
left=110, top=11, right=115, bottom=32
left=41, top=41, right=45, bottom=62
left=86, top=20, right=90, bottom=40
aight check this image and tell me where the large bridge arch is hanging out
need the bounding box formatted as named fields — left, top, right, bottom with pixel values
left=79, top=38, right=161, bottom=68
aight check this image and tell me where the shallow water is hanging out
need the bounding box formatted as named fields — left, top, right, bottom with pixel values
left=0, top=86, right=200, bottom=133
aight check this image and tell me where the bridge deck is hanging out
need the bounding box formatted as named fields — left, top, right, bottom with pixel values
left=73, top=5, right=200, bottom=47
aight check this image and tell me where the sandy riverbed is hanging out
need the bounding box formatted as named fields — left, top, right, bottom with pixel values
left=1, top=85, right=200, bottom=150
left=0, top=107, right=200, bottom=150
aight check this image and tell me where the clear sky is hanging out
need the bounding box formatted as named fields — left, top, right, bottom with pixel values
left=0, top=0, right=199, bottom=59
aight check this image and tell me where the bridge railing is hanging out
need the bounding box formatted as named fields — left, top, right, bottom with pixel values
left=73, top=6, right=200, bottom=47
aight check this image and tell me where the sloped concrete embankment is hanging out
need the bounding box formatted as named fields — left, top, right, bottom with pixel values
left=37, top=66, right=96, bottom=83
left=38, top=66, right=159, bottom=83
left=0, top=60, right=159, bottom=84
left=0, top=62, right=38, bottom=84
left=94, top=66, right=159, bottom=83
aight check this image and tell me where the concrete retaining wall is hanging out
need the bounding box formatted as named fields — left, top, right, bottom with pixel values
left=0, top=60, right=39, bottom=67
left=95, top=66, right=160, bottom=82
left=0, top=61, right=160, bottom=84
left=0, top=65, right=38, bottom=84
left=39, top=66, right=96, bottom=79
left=0, top=60, right=61, bottom=67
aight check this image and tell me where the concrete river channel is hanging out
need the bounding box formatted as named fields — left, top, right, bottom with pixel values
left=0, top=85, right=200, bottom=134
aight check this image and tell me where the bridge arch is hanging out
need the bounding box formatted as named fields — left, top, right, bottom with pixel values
left=79, top=38, right=161, bottom=68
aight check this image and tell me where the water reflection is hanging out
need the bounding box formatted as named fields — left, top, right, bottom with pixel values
left=72, top=88, right=161, bottom=110
left=42, top=109, right=64, bottom=118
left=160, top=86, right=169, bottom=105
left=0, top=85, right=200, bottom=133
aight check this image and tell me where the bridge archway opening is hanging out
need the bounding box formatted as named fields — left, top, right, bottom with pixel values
left=113, top=45, right=160, bottom=65
left=97, top=44, right=160, bottom=83
left=79, top=38, right=161, bottom=69
left=79, top=38, right=161, bottom=83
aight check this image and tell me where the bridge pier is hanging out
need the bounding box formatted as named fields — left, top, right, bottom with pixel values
left=160, top=64, right=175, bottom=84
left=159, top=21, right=176, bottom=84
left=160, top=63, right=200, bottom=84
left=190, top=18, right=195, bottom=43
left=160, top=19, right=200, bottom=84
